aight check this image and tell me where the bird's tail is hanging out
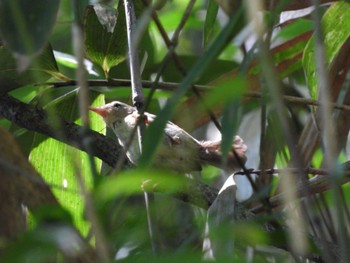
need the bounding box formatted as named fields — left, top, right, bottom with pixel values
left=198, top=136, right=247, bottom=172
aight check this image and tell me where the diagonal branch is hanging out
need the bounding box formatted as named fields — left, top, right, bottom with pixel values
left=0, top=95, right=124, bottom=168
left=0, top=94, right=218, bottom=209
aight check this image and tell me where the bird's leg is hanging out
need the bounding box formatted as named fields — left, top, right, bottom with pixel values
left=131, top=112, right=151, bottom=126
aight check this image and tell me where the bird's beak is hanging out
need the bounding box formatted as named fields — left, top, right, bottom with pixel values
left=88, top=106, right=108, bottom=118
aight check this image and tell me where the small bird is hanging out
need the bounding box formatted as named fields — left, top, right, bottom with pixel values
left=89, top=101, right=247, bottom=173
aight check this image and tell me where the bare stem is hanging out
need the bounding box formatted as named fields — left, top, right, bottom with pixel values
left=124, top=0, right=144, bottom=108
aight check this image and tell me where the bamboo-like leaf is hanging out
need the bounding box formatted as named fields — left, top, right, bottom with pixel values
left=275, top=19, right=313, bottom=41
left=249, top=32, right=311, bottom=79
left=158, top=55, right=238, bottom=84
left=84, top=3, right=127, bottom=76
left=29, top=92, right=105, bottom=235
left=203, top=1, right=219, bottom=48
left=303, top=1, right=350, bottom=99
left=217, top=78, right=246, bottom=158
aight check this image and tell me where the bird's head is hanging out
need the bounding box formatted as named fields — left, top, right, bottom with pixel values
left=89, top=101, right=135, bottom=127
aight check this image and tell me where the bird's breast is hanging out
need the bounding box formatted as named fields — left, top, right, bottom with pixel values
left=111, top=117, right=140, bottom=164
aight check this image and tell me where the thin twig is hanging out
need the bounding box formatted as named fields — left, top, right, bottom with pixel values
left=249, top=163, right=350, bottom=214
left=123, top=0, right=158, bottom=255
left=124, top=0, right=144, bottom=108
left=48, top=79, right=350, bottom=112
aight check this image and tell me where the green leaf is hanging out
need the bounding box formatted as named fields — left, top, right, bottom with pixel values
left=54, top=50, right=99, bottom=77
left=248, top=33, right=311, bottom=80
left=202, top=76, right=247, bottom=108
left=84, top=3, right=127, bottom=76
left=203, top=1, right=219, bottom=48
left=0, top=44, right=59, bottom=94
left=303, top=1, right=350, bottom=99
left=94, top=169, right=186, bottom=205
left=204, top=77, right=246, bottom=158
left=156, top=55, right=238, bottom=84
left=275, top=19, right=313, bottom=41
left=0, top=0, right=59, bottom=67
left=221, top=102, right=241, bottom=159
left=29, top=92, right=105, bottom=236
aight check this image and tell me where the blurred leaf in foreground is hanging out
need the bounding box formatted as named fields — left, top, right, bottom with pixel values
left=0, top=0, right=59, bottom=70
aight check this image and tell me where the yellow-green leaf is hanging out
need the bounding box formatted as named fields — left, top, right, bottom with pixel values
left=303, top=2, right=350, bottom=99
left=29, top=92, right=105, bottom=235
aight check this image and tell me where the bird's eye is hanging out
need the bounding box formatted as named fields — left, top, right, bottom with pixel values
left=113, top=102, right=121, bottom=108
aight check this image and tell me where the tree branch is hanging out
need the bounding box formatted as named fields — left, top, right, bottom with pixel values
left=0, top=94, right=218, bottom=209
left=0, top=95, right=124, bottom=168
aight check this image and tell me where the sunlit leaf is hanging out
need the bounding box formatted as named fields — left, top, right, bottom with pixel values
left=54, top=50, right=99, bottom=77
left=275, top=19, right=313, bottom=41
left=29, top=92, right=105, bottom=236
left=0, top=0, right=59, bottom=68
left=303, top=1, right=350, bottom=99
left=84, top=3, right=127, bottom=76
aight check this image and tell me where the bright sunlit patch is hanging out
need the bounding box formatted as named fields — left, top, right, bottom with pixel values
left=63, top=179, right=68, bottom=189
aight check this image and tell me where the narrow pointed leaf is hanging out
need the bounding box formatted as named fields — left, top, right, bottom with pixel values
left=303, top=2, right=350, bottom=99
left=203, top=0, right=219, bottom=48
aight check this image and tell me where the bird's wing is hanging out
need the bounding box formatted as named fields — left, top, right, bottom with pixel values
left=144, top=113, right=202, bottom=172
left=142, top=113, right=199, bottom=146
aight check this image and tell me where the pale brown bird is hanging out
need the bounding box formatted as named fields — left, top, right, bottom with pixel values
left=89, top=101, right=247, bottom=173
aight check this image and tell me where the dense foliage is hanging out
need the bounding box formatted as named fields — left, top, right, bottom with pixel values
left=1, top=0, right=350, bottom=262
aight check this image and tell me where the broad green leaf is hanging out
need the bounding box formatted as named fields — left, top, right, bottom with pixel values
left=0, top=44, right=60, bottom=94
left=84, top=3, right=127, bottom=76
left=303, top=1, right=350, bottom=99
left=0, top=0, right=59, bottom=68
left=29, top=92, right=105, bottom=236
left=203, top=0, right=219, bottom=48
